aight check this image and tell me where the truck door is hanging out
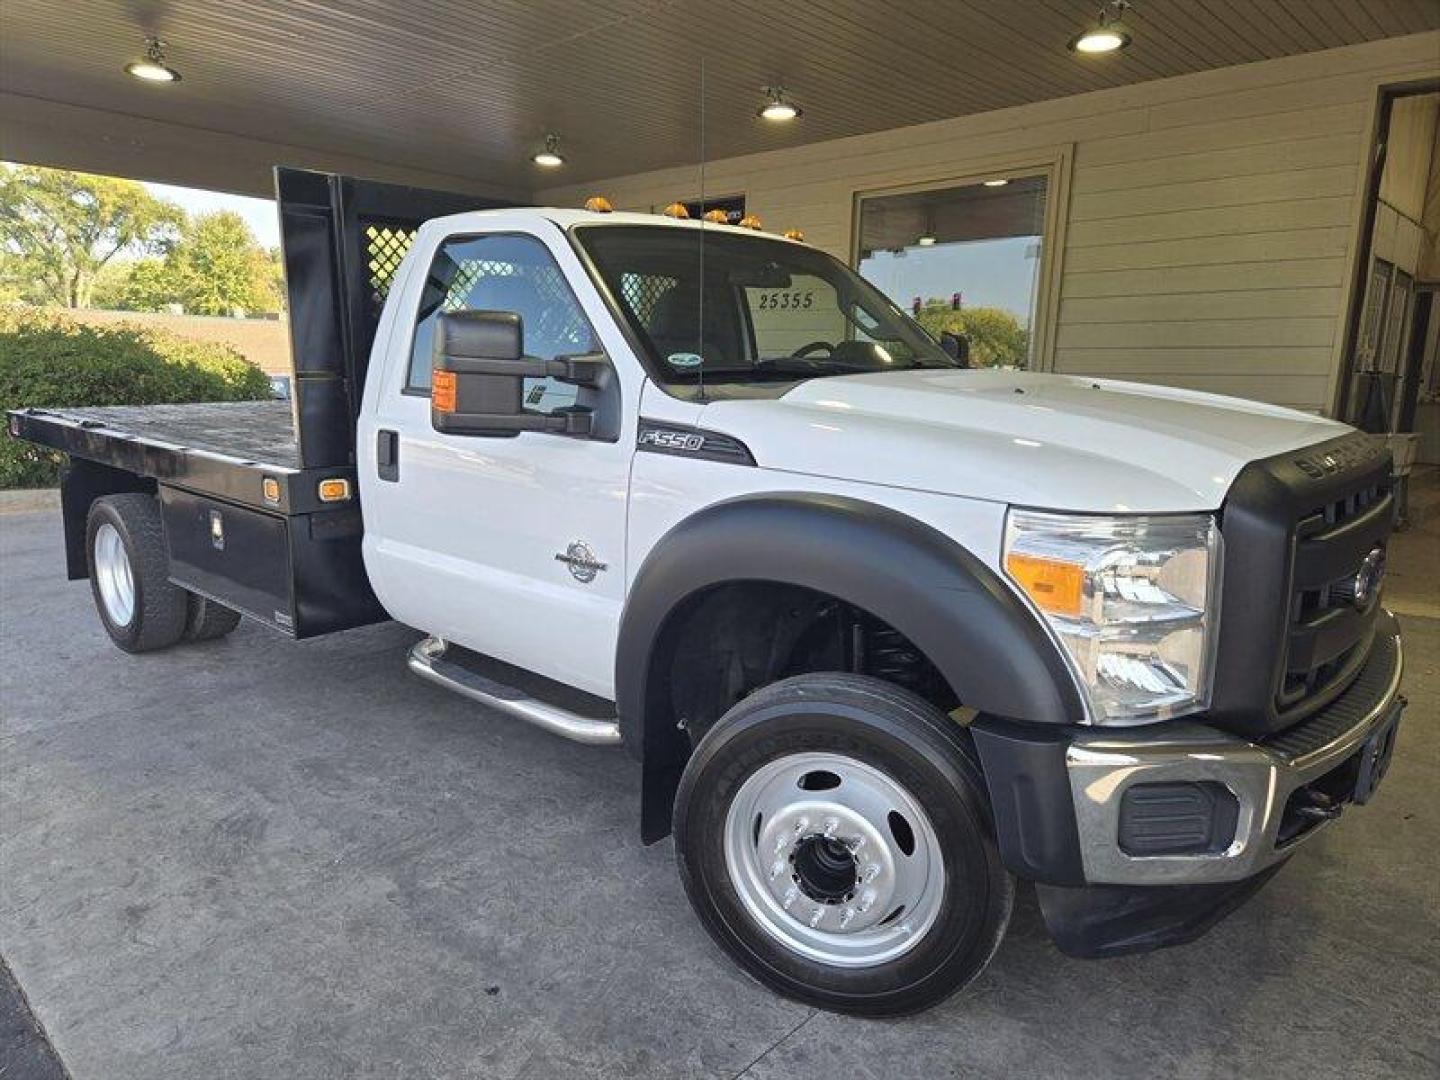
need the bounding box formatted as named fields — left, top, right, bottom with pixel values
left=358, top=222, right=633, bottom=699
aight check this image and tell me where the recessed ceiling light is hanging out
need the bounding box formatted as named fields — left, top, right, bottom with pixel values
left=917, top=235, right=937, bottom=247
left=125, top=37, right=180, bottom=82
left=1069, top=1, right=1132, bottom=54
left=533, top=133, right=565, bottom=168
left=983, top=178, right=1010, bottom=187
left=758, top=87, right=802, bottom=122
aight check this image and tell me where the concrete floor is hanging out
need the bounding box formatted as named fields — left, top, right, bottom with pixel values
left=1, top=506, right=1437, bottom=1080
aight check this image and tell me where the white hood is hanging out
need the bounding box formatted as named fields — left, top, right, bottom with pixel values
left=699, top=369, right=1349, bottom=513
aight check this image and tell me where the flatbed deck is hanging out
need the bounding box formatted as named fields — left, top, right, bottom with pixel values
left=8, top=400, right=344, bottom=514
left=35, top=400, right=301, bottom=470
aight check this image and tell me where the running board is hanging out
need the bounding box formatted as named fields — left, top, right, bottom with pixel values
left=407, top=636, right=622, bottom=746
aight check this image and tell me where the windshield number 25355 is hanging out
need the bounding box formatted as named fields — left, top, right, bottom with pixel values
left=756, top=290, right=815, bottom=311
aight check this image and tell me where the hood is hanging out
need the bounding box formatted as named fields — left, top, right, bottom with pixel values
left=698, top=369, right=1349, bottom=512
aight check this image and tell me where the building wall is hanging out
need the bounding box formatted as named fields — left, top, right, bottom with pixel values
left=539, top=34, right=1440, bottom=415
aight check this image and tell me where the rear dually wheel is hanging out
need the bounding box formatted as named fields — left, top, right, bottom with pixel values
left=85, top=494, right=188, bottom=653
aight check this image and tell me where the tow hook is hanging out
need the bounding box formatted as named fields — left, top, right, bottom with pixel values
left=1294, top=789, right=1344, bottom=823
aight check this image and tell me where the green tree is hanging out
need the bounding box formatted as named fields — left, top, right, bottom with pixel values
left=92, top=256, right=183, bottom=312
left=167, top=211, right=278, bottom=316
left=914, top=301, right=1030, bottom=367
left=0, top=164, right=183, bottom=308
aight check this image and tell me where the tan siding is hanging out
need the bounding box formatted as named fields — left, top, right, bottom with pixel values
left=1061, top=288, right=1345, bottom=323
left=541, top=33, right=1440, bottom=414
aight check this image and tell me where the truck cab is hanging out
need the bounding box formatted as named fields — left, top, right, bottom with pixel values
left=9, top=172, right=1408, bottom=1018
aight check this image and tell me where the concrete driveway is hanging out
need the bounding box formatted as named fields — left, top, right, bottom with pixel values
left=1, top=506, right=1437, bottom=1079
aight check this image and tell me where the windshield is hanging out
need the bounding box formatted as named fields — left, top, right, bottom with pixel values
left=574, top=224, right=958, bottom=399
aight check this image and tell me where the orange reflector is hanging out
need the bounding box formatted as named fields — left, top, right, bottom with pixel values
left=318, top=478, right=351, bottom=503
left=584, top=196, right=614, bottom=213
left=1005, top=552, right=1085, bottom=617
left=261, top=477, right=281, bottom=504
left=702, top=209, right=729, bottom=224
left=738, top=214, right=763, bottom=230
left=661, top=201, right=690, bottom=219
left=432, top=369, right=458, bottom=413
left=783, top=228, right=805, bottom=242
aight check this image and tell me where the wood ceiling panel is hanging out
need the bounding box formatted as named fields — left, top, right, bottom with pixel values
left=2, top=0, right=1434, bottom=191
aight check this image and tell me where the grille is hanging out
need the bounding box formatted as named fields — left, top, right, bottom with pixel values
left=1264, top=624, right=1400, bottom=760
left=1277, top=476, right=1393, bottom=718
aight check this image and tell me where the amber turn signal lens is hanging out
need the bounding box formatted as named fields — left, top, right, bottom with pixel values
left=261, top=477, right=281, bottom=504
left=1004, top=552, right=1085, bottom=617
left=317, top=478, right=351, bottom=502
left=432, top=370, right=458, bottom=413
left=584, top=196, right=614, bottom=213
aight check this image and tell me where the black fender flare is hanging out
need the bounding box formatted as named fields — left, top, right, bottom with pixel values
left=616, top=493, right=1085, bottom=841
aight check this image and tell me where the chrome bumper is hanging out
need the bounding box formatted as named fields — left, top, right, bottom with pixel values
left=1067, top=612, right=1405, bottom=886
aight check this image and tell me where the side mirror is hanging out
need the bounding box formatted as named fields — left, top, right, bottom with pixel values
left=431, top=311, right=601, bottom=437
left=941, top=330, right=971, bottom=368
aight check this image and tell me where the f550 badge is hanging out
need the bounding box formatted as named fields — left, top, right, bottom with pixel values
left=639, top=429, right=706, bottom=452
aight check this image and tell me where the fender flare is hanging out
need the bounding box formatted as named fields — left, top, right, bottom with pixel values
left=616, top=493, right=1085, bottom=840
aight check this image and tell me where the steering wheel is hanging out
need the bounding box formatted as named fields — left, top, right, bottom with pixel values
left=790, top=340, right=835, bottom=359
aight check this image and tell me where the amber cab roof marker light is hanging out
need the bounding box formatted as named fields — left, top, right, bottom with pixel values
left=702, top=209, right=729, bottom=224
left=661, top=202, right=690, bottom=219
left=584, top=195, right=614, bottom=213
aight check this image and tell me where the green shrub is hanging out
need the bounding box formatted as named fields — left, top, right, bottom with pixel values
left=0, top=307, right=273, bottom=487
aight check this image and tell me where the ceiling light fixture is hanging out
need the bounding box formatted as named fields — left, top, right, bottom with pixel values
left=532, top=133, right=565, bottom=168
left=1069, top=0, right=1132, bottom=54
left=984, top=178, right=1010, bottom=187
left=125, top=37, right=181, bottom=82
left=758, top=87, right=802, bottom=122
left=917, top=234, right=937, bottom=247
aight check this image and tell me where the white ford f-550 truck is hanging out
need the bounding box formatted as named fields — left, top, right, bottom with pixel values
left=9, top=169, right=1407, bottom=1016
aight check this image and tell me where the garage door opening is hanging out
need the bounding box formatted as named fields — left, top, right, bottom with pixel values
left=1339, top=82, right=1440, bottom=475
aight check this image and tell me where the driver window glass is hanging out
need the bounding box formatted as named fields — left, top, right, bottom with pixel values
left=406, top=234, right=598, bottom=413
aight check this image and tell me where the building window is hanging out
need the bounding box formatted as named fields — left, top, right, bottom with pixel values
left=857, top=174, right=1051, bottom=368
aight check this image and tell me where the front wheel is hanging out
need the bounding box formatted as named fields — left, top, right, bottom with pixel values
left=674, top=673, right=1013, bottom=1016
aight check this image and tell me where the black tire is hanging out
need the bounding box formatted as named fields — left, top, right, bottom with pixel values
left=674, top=673, right=1013, bottom=1017
left=85, top=494, right=188, bottom=653
left=184, top=594, right=242, bottom=642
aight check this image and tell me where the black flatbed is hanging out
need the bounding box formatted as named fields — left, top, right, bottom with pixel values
left=36, top=400, right=301, bottom=469
left=8, top=400, right=343, bottom=514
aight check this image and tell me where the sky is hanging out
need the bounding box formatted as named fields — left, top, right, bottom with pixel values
left=143, top=180, right=282, bottom=249
left=860, top=235, right=1043, bottom=326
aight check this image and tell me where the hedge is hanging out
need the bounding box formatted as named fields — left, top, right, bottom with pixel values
left=0, top=307, right=273, bottom=488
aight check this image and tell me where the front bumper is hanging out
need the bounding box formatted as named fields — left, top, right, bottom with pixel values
left=974, top=609, right=1406, bottom=889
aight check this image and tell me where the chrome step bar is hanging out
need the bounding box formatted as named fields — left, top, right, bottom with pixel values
left=407, top=636, right=622, bottom=746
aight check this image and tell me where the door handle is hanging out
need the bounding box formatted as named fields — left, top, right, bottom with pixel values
left=377, top=429, right=399, bottom=481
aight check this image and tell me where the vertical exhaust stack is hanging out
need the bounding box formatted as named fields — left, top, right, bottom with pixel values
left=273, top=167, right=514, bottom=469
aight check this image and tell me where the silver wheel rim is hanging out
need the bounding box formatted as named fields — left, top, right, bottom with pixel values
left=94, top=522, right=135, bottom=627
left=723, top=751, right=945, bottom=968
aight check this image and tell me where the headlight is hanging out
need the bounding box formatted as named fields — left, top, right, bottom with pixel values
left=1003, top=510, right=1221, bottom=725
